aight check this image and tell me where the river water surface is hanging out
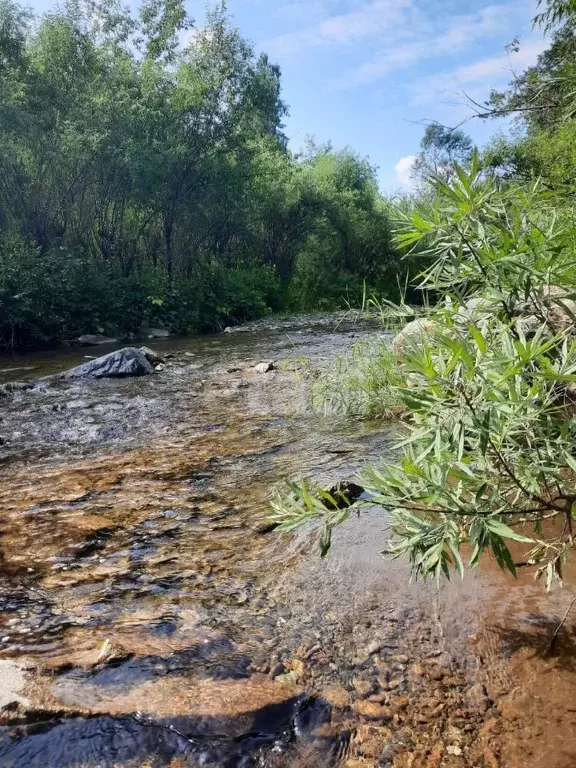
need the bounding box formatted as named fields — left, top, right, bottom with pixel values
left=0, top=315, right=576, bottom=767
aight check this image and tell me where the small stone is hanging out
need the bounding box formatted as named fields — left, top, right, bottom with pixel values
left=466, top=682, right=490, bottom=714
left=391, top=696, right=409, bottom=712
left=409, top=663, right=425, bottom=677
left=352, top=678, right=374, bottom=698
left=358, top=738, right=386, bottom=759
left=365, top=639, right=383, bottom=656
left=269, top=662, right=285, bottom=679
left=312, top=723, right=340, bottom=738
left=352, top=700, right=393, bottom=720
left=390, top=654, right=409, bottom=664
left=429, top=703, right=446, bottom=717
left=304, top=643, right=322, bottom=659
left=274, top=671, right=299, bottom=685
left=388, top=679, right=402, bottom=690
left=323, top=685, right=350, bottom=709
left=447, top=745, right=463, bottom=756
left=254, top=361, right=274, bottom=373
left=428, top=666, right=444, bottom=681
left=291, top=659, right=306, bottom=678
left=428, top=743, right=445, bottom=767
left=368, top=693, right=388, bottom=704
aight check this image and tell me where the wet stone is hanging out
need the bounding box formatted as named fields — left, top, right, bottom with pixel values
left=352, top=701, right=393, bottom=720
left=323, top=685, right=350, bottom=709
left=352, top=678, right=374, bottom=698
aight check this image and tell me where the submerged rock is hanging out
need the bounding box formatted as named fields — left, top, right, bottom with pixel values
left=392, top=317, right=436, bottom=358
left=0, top=380, right=35, bottom=395
left=139, top=346, right=166, bottom=366
left=254, top=361, right=275, bottom=374
left=0, top=660, right=28, bottom=710
left=77, top=334, right=118, bottom=346
left=323, top=481, right=365, bottom=510
left=141, top=328, right=170, bottom=339
left=63, top=348, right=154, bottom=379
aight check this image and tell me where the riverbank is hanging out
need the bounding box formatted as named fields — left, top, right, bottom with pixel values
left=0, top=315, right=575, bottom=767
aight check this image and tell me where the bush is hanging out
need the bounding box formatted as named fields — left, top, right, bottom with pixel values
left=270, top=162, right=576, bottom=589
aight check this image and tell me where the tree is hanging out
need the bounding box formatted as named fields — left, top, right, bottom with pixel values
left=412, top=123, right=474, bottom=183
left=0, top=0, right=399, bottom=348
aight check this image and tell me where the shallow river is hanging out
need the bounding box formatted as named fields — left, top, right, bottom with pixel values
left=0, top=315, right=575, bottom=767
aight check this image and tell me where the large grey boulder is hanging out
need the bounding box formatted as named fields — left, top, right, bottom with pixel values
left=64, top=347, right=154, bottom=379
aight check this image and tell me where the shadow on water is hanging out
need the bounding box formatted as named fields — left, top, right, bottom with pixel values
left=0, top=695, right=343, bottom=768
left=491, top=612, right=576, bottom=670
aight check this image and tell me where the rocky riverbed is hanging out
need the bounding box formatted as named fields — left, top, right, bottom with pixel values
left=0, top=315, right=576, bottom=767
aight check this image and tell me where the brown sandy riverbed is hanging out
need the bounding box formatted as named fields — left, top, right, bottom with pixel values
left=0, top=315, right=575, bottom=767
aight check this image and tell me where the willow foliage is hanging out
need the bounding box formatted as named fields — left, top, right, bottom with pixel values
left=271, top=164, right=576, bottom=589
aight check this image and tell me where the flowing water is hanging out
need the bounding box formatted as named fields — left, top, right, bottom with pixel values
left=0, top=315, right=575, bottom=767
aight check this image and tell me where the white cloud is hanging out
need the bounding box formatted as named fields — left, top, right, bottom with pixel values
left=334, top=1, right=527, bottom=89
left=394, top=154, right=417, bottom=188
left=411, top=38, right=547, bottom=105
left=265, top=0, right=413, bottom=56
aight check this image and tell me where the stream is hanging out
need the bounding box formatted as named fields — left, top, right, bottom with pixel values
left=0, top=315, right=576, bottom=767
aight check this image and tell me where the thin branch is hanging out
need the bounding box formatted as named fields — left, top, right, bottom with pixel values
left=548, top=595, right=576, bottom=653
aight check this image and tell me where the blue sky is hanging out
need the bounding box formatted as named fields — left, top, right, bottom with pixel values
left=188, top=0, right=546, bottom=190
left=29, top=0, right=547, bottom=190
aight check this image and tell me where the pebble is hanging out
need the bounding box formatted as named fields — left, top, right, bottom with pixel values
left=466, top=682, right=490, bottom=714
left=365, top=639, right=383, bottom=656
left=291, top=659, right=306, bottom=678
left=254, top=361, right=275, bottom=374
left=352, top=700, right=393, bottom=720
left=304, top=643, right=322, bottom=659
left=447, top=745, right=463, bottom=756
left=323, top=685, right=350, bottom=709
left=391, top=696, right=409, bottom=712
left=357, top=738, right=385, bottom=759
left=428, top=666, right=444, bottom=681
left=352, top=678, right=374, bottom=698
left=269, top=662, right=285, bottom=679
left=274, top=671, right=299, bottom=685
left=311, top=723, right=340, bottom=738
left=368, top=693, right=388, bottom=704
left=442, top=675, right=465, bottom=687
left=374, top=658, right=391, bottom=676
